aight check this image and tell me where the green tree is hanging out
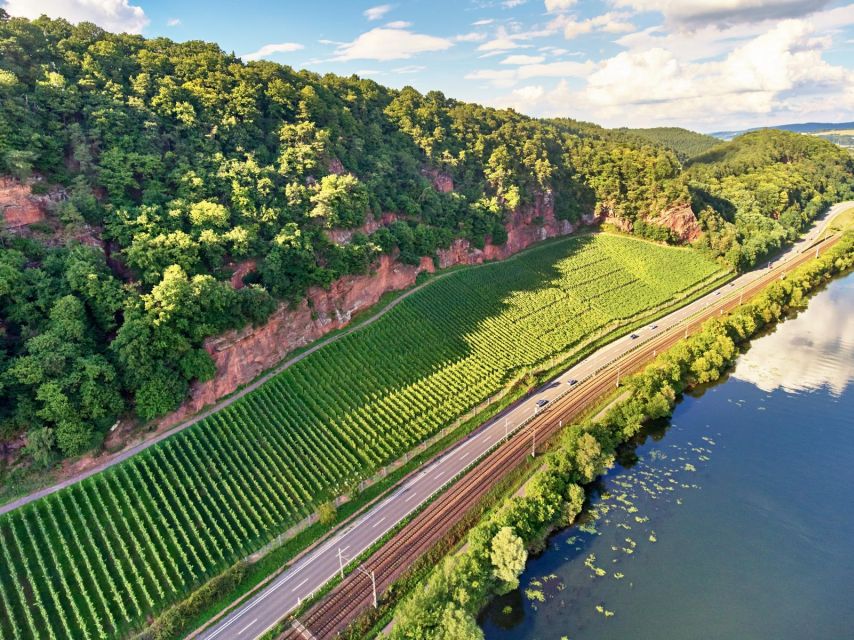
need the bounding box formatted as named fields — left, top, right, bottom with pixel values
left=489, top=526, right=527, bottom=592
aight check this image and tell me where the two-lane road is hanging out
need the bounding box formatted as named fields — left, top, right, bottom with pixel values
left=197, top=201, right=851, bottom=640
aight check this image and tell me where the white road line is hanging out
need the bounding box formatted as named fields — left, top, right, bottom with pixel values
left=237, top=619, right=257, bottom=635
left=405, top=492, right=417, bottom=502
left=292, top=577, right=308, bottom=592
left=459, top=451, right=469, bottom=460
left=372, top=516, right=386, bottom=528
left=434, top=471, right=444, bottom=479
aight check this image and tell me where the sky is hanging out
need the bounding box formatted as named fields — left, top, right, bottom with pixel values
left=4, top=0, right=854, bottom=132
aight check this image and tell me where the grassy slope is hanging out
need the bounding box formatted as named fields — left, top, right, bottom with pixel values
left=0, top=234, right=725, bottom=640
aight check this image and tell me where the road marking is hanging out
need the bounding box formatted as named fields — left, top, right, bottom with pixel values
left=434, top=471, right=444, bottom=479
left=292, top=577, right=308, bottom=592
left=372, top=516, right=386, bottom=528
left=459, top=451, right=469, bottom=460
left=405, top=492, right=417, bottom=502
left=237, top=619, right=257, bottom=635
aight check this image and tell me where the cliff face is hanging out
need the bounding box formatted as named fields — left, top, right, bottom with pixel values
left=651, top=203, right=702, bottom=243
left=160, top=191, right=592, bottom=428
left=0, top=177, right=47, bottom=228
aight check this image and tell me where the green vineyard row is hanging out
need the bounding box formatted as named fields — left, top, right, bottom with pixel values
left=0, top=234, right=723, bottom=639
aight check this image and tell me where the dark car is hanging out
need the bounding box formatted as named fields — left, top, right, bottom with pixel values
left=630, top=333, right=639, bottom=339
left=536, top=399, right=549, bottom=408
left=567, top=379, right=578, bottom=386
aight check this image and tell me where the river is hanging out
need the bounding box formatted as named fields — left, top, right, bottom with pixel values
left=480, top=271, right=854, bottom=640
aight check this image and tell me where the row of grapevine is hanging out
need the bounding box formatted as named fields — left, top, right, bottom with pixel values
left=0, top=234, right=724, bottom=639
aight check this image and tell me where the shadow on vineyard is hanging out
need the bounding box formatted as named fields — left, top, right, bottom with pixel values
left=0, top=234, right=722, bottom=639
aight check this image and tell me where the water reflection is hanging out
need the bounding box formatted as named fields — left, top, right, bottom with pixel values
left=732, top=281, right=854, bottom=396
left=482, top=272, right=854, bottom=640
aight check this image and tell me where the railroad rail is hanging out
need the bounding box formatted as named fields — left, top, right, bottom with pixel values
left=277, top=233, right=842, bottom=640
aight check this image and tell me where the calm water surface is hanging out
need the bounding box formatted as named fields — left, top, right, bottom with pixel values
left=481, top=272, right=854, bottom=640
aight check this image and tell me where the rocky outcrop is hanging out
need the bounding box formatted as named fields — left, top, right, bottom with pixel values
left=650, top=202, right=702, bottom=243
left=325, top=212, right=399, bottom=244
left=0, top=177, right=48, bottom=228
left=160, top=190, right=595, bottom=428
left=228, top=259, right=257, bottom=289
left=422, top=167, right=454, bottom=194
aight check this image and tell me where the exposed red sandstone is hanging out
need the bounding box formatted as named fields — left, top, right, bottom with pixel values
left=160, top=190, right=595, bottom=428
left=650, top=202, right=702, bottom=243
left=422, top=167, right=454, bottom=194
left=0, top=177, right=47, bottom=228
left=227, top=259, right=257, bottom=289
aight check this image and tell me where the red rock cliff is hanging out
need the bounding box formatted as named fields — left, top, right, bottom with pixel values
left=0, top=177, right=48, bottom=228
left=160, top=191, right=596, bottom=428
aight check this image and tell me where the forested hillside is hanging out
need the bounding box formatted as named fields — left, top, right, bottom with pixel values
left=616, top=126, right=720, bottom=161
left=0, top=12, right=851, bottom=468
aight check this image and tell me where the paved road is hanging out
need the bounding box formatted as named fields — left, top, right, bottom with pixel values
left=196, top=202, right=852, bottom=640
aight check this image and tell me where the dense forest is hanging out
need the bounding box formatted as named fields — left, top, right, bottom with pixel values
left=0, top=12, right=851, bottom=466
left=617, top=126, right=720, bottom=161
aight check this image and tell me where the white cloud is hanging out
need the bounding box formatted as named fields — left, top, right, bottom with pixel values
left=364, top=4, right=393, bottom=20
left=477, top=24, right=557, bottom=54
left=517, top=59, right=595, bottom=78
left=385, top=20, right=411, bottom=28
left=613, top=0, right=831, bottom=28
left=333, top=27, right=453, bottom=61
left=503, top=0, right=528, bottom=7
left=166, top=17, right=180, bottom=27
left=242, top=42, right=305, bottom=61
left=544, top=0, right=576, bottom=12
left=473, top=18, right=495, bottom=25
left=551, top=11, right=636, bottom=40
left=467, top=58, right=593, bottom=86
left=732, top=288, right=854, bottom=396
left=3, top=0, right=148, bottom=33
left=501, top=54, right=546, bottom=64
left=580, top=19, right=853, bottom=126
left=465, top=68, right=519, bottom=88
left=456, top=31, right=488, bottom=42
left=393, top=64, right=426, bottom=73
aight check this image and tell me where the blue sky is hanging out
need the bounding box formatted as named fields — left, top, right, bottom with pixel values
left=5, top=0, right=854, bottom=131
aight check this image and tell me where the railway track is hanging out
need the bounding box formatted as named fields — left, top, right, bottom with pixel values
left=279, top=234, right=842, bottom=640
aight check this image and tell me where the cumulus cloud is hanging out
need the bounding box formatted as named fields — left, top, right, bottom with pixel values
left=473, top=18, right=495, bottom=25
left=613, top=0, right=832, bottom=28
left=3, top=0, right=148, bottom=33
left=333, top=27, right=453, bottom=61
left=166, top=17, right=180, bottom=27
left=580, top=19, right=853, bottom=126
left=242, top=42, right=304, bottom=61
left=363, top=4, right=393, bottom=21
left=385, top=20, right=411, bottom=28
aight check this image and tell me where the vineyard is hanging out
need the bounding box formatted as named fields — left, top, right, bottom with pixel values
left=0, top=234, right=724, bottom=639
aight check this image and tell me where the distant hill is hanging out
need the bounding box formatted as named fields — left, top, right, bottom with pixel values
left=712, top=122, right=854, bottom=140
left=614, top=126, right=720, bottom=161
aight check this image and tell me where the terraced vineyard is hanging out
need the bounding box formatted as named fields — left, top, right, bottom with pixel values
left=0, top=234, right=725, bottom=639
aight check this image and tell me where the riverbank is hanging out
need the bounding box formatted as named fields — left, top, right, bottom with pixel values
left=380, top=232, right=854, bottom=640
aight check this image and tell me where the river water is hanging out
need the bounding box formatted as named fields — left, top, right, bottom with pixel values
left=480, top=271, right=854, bottom=640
